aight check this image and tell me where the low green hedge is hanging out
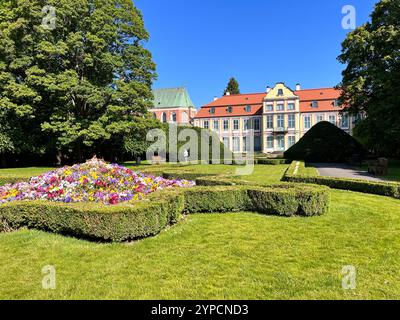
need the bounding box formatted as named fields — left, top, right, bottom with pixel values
left=283, top=161, right=400, bottom=199
left=0, top=190, right=185, bottom=242
left=0, top=182, right=330, bottom=242
left=256, top=159, right=291, bottom=165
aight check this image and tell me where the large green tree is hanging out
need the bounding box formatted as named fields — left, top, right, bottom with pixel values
left=0, top=0, right=156, bottom=164
left=223, top=77, right=240, bottom=95
left=338, top=0, right=400, bottom=157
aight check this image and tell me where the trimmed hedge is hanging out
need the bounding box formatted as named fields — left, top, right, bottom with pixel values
left=0, top=190, right=185, bottom=242
left=0, top=182, right=330, bottom=242
left=283, top=161, right=400, bottom=199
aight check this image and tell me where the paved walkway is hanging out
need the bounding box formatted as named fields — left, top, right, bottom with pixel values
left=312, top=163, right=388, bottom=182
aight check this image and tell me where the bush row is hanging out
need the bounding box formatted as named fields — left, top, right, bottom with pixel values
left=0, top=183, right=330, bottom=242
left=283, top=161, right=400, bottom=199
left=183, top=185, right=330, bottom=217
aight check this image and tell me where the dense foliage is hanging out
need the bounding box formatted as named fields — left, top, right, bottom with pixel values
left=338, top=0, right=400, bottom=157
left=0, top=0, right=156, bottom=166
left=284, top=122, right=366, bottom=163
left=223, top=77, right=240, bottom=95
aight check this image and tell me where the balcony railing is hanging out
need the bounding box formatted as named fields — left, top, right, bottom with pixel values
left=272, top=127, right=289, bottom=134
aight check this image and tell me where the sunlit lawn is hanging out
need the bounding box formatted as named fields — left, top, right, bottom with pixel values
left=1, top=190, right=399, bottom=300
left=1, top=162, right=400, bottom=300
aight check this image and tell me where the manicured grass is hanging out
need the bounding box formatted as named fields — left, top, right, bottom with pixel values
left=0, top=167, right=54, bottom=178
left=1, top=190, right=400, bottom=300
left=0, top=163, right=289, bottom=186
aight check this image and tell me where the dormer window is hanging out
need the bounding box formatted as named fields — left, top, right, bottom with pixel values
left=227, top=106, right=233, bottom=113
left=209, top=107, right=216, bottom=114
left=311, top=101, right=319, bottom=108
left=245, top=105, right=251, bottom=113
left=277, top=89, right=284, bottom=96
left=333, top=99, right=340, bottom=107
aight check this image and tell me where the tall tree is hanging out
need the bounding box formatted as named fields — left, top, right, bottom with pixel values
left=0, top=0, right=156, bottom=164
left=223, top=77, right=240, bottom=95
left=338, top=0, right=400, bottom=157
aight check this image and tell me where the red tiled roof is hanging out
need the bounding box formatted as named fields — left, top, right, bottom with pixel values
left=195, top=88, right=343, bottom=119
left=195, top=104, right=263, bottom=119
left=296, top=88, right=342, bottom=112
left=204, top=93, right=266, bottom=107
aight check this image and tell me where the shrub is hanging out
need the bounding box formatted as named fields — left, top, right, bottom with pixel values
left=284, top=121, right=367, bottom=163
left=0, top=182, right=331, bottom=241
left=0, top=190, right=185, bottom=242
left=256, top=159, right=290, bottom=165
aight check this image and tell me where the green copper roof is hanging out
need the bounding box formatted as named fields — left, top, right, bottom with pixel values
left=152, top=87, right=195, bottom=109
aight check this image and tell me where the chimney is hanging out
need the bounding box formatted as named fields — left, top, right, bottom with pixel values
left=225, top=91, right=230, bottom=96
left=296, top=83, right=301, bottom=91
left=213, top=96, right=218, bottom=101
left=266, top=86, right=271, bottom=93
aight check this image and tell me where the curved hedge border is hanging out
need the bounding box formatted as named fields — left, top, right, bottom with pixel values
left=283, top=161, right=400, bottom=199
left=0, top=182, right=330, bottom=242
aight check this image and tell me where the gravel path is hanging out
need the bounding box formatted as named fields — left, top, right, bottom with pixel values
left=312, top=163, right=388, bottom=182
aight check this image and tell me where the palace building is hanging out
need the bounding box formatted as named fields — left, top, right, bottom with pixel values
left=193, top=83, right=355, bottom=154
left=150, top=87, right=197, bottom=125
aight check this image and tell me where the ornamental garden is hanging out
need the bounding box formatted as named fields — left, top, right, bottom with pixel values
left=1, top=0, right=400, bottom=300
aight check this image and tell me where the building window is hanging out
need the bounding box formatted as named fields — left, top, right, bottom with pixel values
left=243, top=137, right=249, bottom=152
left=277, top=114, right=284, bottom=128
left=254, top=136, right=262, bottom=152
left=287, top=103, right=295, bottom=111
left=171, top=112, right=177, bottom=123
left=304, top=116, right=311, bottom=129
left=278, top=89, right=284, bottom=96
left=244, top=119, right=249, bottom=131
left=267, top=115, right=273, bottom=129
left=254, top=118, right=261, bottom=131
left=232, top=137, right=240, bottom=152
left=288, top=136, right=296, bottom=147
left=316, top=115, right=324, bottom=123
left=266, top=136, right=274, bottom=149
left=162, top=112, right=167, bottom=123
left=276, top=136, right=285, bottom=150
left=340, top=114, right=349, bottom=128
left=209, top=107, right=215, bottom=114
left=266, top=105, right=274, bottom=112
left=223, top=137, right=230, bottom=149
left=213, top=120, right=219, bottom=131
left=245, top=105, right=251, bottom=113
left=277, top=104, right=284, bottom=111
left=288, top=114, right=296, bottom=129
left=233, top=119, right=239, bottom=131
left=311, top=101, right=319, bottom=108
left=203, top=120, right=209, bottom=129
left=223, top=120, right=229, bottom=131
left=329, top=115, right=336, bottom=125
left=333, top=99, right=340, bottom=107
left=227, top=106, right=233, bottom=113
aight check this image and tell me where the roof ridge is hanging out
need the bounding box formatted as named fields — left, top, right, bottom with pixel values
left=296, top=87, right=336, bottom=92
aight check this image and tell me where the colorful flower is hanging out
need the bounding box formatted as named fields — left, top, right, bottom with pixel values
left=0, top=158, right=195, bottom=205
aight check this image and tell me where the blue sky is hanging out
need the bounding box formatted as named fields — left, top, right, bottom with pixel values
left=135, top=0, right=378, bottom=108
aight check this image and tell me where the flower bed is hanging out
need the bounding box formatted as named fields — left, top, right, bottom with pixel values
left=0, top=158, right=195, bottom=205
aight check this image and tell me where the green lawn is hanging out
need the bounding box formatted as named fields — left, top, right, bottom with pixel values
left=1, top=190, right=399, bottom=300
left=1, top=163, right=400, bottom=300
left=0, top=163, right=289, bottom=185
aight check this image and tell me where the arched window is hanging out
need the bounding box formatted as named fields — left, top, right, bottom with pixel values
left=171, top=112, right=177, bottom=123
left=182, top=112, right=188, bottom=124
left=162, top=112, right=167, bottom=123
